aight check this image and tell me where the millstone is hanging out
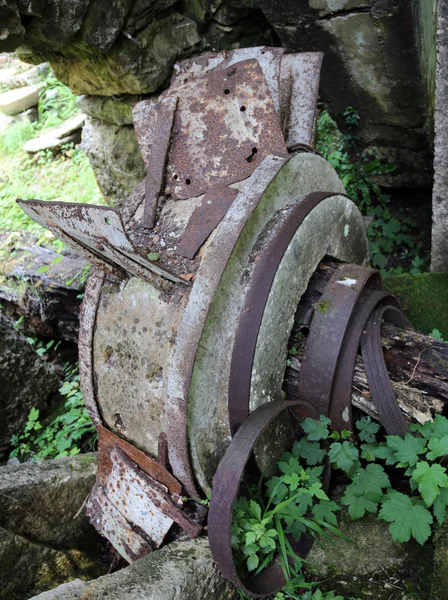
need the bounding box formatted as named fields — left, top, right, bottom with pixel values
left=18, top=46, right=369, bottom=565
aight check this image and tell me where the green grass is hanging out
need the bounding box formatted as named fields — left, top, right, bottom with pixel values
left=0, top=145, right=104, bottom=240
left=0, top=72, right=104, bottom=242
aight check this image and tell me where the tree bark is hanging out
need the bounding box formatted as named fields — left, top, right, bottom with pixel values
left=283, top=262, right=448, bottom=424
left=0, top=232, right=89, bottom=342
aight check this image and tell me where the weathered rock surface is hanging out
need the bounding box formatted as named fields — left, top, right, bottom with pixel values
left=30, top=537, right=238, bottom=600
left=0, top=0, right=435, bottom=189
left=23, top=112, right=86, bottom=153
left=5, top=62, right=50, bottom=90
left=431, top=0, right=448, bottom=271
left=0, top=231, right=88, bottom=342
left=0, top=1, right=25, bottom=51
left=80, top=117, right=145, bottom=207
left=77, top=94, right=137, bottom=126
left=307, top=507, right=431, bottom=599
left=0, top=454, right=106, bottom=600
left=0, top=311, right=60, bottom=457
left=0, top=82, right=41, bottom=115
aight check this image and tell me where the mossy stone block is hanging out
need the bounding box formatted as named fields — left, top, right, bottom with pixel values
left=383, top=273, right=448, bottom=339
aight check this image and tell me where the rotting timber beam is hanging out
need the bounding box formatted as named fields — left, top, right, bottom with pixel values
left=284, top=259, right=448, bottom=425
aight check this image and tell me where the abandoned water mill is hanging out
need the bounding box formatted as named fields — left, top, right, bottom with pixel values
left=1, top=1, right=448, bottom=599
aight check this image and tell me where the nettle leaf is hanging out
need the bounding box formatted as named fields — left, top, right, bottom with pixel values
left=426, top=435, right=448, bottom=461
left=341, top=485, right=378, bottom=519
left=378, top=490, right=433, bottom=545
left=349, top=463, right=391, bottom=502
left=312, top=500, right=340, bottom=525
left=28, top=407, right=39, bottom=422
left=301, top=416, right=331, bottom=441
left=412, top=461, right=448, bottom=506
left=305, top=465, right=325, bottom=484
left=433, top=487, right=448, bottom=525
left=293, top=438, right=327, bottom=466
left=386, top=433, right=426, bottom=467
left=356, top=416, right=380, bottom=443
left=329, top=441, right=359, bottom=474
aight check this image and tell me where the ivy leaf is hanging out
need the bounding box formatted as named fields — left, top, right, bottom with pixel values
left=356, top=416, right=380, bottom=443
left=312, top=500, right=340, bottom=525
left=426, top=435, right=448, bottom=461
left=349, top=463, right=391, bottom=502
left=301, top=416, right=331, bottom=441
left=28, top=407, right=40, bottom=422
left=411, top=461, right=448, bottom=506
left=386, top=433, right=426, bottom=467
left=341, top=485, right=378, bottom=519
left=293, top=438, right=327, bottom=466
left=433, top=487, right=448, bottom=525
left=378, top=491, right=433, bottom=545
left=329, top=441, right=359, bottom=474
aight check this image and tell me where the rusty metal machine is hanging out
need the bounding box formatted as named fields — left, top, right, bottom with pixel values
left=19, top=47, right=411, bottom=597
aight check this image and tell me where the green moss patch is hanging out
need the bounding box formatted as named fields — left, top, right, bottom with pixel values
left=383, top=273, right=448, bottom=339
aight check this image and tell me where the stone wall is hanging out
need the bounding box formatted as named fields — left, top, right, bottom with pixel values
left=0, top=0, right=438, bottom=204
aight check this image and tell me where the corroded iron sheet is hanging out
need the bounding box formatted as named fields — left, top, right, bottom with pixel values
left=163, top=58, right=288, bottom=200
left=17, top=199, right=189, bottom=285
left=87, top=486, right=152, bottom=563
left=176, top=184, right=238, bottom=259
left=280, top=52, right=323, bottom=150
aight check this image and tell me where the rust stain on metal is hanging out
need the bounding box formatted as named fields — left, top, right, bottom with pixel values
left=164, top=58, right=288, bottom=200
left=17, top=199, right=190, bottom=285
left=96, top=425, right=181, bottom=495
left=143, top=96, right=178, bottom=229
left=176, top=185, right=238, bottom=259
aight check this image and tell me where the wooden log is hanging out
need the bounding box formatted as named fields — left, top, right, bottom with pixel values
left=283, top=261, right=448, bottom=424
left=0, top=231, right=89, bottom=342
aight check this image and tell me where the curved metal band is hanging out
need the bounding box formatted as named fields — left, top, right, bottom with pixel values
left=361, top=304, right=411, bottom=435
left=228, top=191, right=342, bottom=436
left=208, top=399, right=320, bottom=598
left=297, top=264, right=381, bottom=429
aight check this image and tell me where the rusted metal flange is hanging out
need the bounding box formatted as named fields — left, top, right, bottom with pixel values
left=208, top=400, right=322, bottom=598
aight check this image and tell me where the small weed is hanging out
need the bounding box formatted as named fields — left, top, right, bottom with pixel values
left=316, top=109, right=428, bottom=275
left=9, top=362, right=97, bottom=461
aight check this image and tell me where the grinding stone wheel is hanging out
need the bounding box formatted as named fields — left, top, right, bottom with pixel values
left=184, top=152, right=369, bottom=494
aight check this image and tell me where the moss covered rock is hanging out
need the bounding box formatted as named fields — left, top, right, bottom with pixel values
left=383, top=273, right=448, bottom=339
left=306, top=507, right=434, bottom=599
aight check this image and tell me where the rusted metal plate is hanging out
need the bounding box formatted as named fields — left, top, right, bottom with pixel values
left=280, top=52, right=323, bottom=150
left=171, top=47, right=285, bottom=114
left=163, top=58, right=288, bottom=200
left=106, top=446, right=175, bottom=548
left=17, top=199, right=189, bottom=285
left=297, top=265, right=381, bottom=430
left=97, top=425, right=182, bottom=495
left=176, top=184, right=238, bottom=259
left=87, top=485, right=152, bottom=563
left=143, top=96, right=178, bottom=229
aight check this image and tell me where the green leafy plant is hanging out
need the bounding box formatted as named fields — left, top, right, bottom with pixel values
left=10, top=362, right=97, bottom=461
left=316, top=109, right=429, bottom=274
left=230, top=413, right=448, bottom=599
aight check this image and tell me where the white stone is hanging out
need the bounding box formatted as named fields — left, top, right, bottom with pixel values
left=0, top=83, right=41, bottom=115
